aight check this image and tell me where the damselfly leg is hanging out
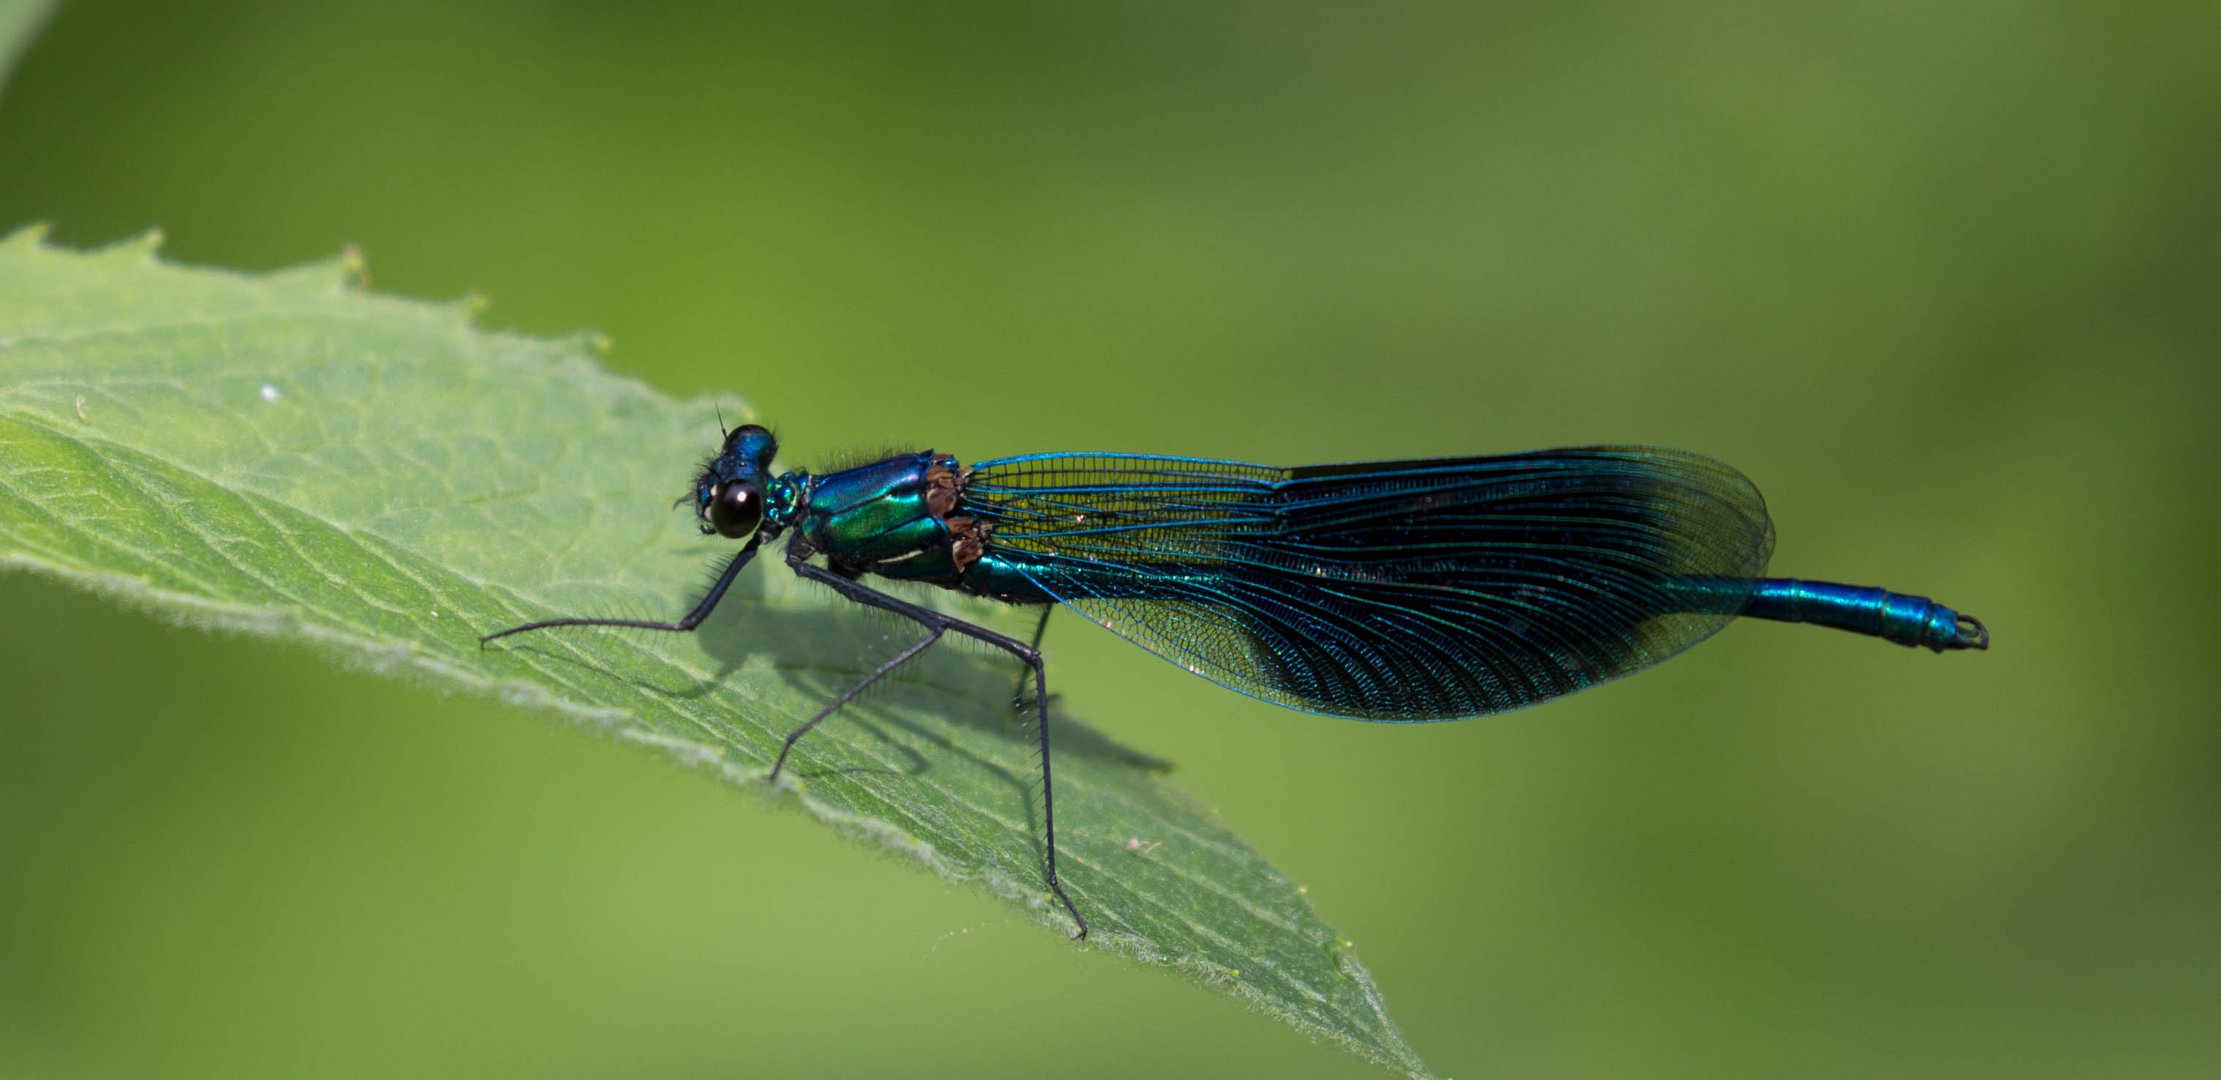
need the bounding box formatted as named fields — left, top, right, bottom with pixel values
left=783, top=551, right=1086, bottom=939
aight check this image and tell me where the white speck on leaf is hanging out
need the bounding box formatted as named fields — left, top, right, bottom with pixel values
left=260, top=384, right=280, bottom=402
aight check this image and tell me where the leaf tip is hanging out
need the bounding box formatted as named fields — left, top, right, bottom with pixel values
left=339, top=242, right=371, bottom=290
left=3, top=220, right=51, bottom=247
left=121, top=227, right=165, bottom=259
left=438, top=292, right=492, bottom=327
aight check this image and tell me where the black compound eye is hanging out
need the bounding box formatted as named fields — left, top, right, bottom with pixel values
left=708, top=480, right=764, bottom=539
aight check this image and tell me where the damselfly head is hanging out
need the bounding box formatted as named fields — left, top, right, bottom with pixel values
left=692, top=424, right=781, bottom=539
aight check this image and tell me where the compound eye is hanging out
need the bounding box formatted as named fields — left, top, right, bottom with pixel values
left=708, top=480, right=764, bottom=539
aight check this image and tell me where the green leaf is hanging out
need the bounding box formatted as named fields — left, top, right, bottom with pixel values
left=0, top=231, right=1429, bottom=1076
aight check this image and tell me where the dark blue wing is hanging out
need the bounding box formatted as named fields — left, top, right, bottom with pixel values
left=961, top=447, right=1774, bottom=721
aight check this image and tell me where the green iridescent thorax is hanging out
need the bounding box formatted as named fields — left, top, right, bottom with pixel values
left=794, top=451, right=985, bottom=584
left=763, top=470, right=808, bottom=531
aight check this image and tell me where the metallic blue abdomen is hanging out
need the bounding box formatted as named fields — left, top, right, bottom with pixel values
left=1743, top=578, right=1987, bottom=652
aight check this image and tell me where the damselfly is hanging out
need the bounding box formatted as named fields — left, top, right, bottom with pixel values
left=484, top=426, right=1988, bottom=937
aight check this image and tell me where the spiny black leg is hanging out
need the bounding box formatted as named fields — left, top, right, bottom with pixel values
left=785, top=550, right=1088, bottom=939
left=480, top=533, right=764, bottom=645
left=1025, top=650, right=1084, bottom=939
left=1011, top=605, right=1052, bottom=709
left=769, top=625, right=944, bottom=783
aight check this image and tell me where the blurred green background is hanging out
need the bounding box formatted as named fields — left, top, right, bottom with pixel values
left=3, top=2, right=2216, bottom=1076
